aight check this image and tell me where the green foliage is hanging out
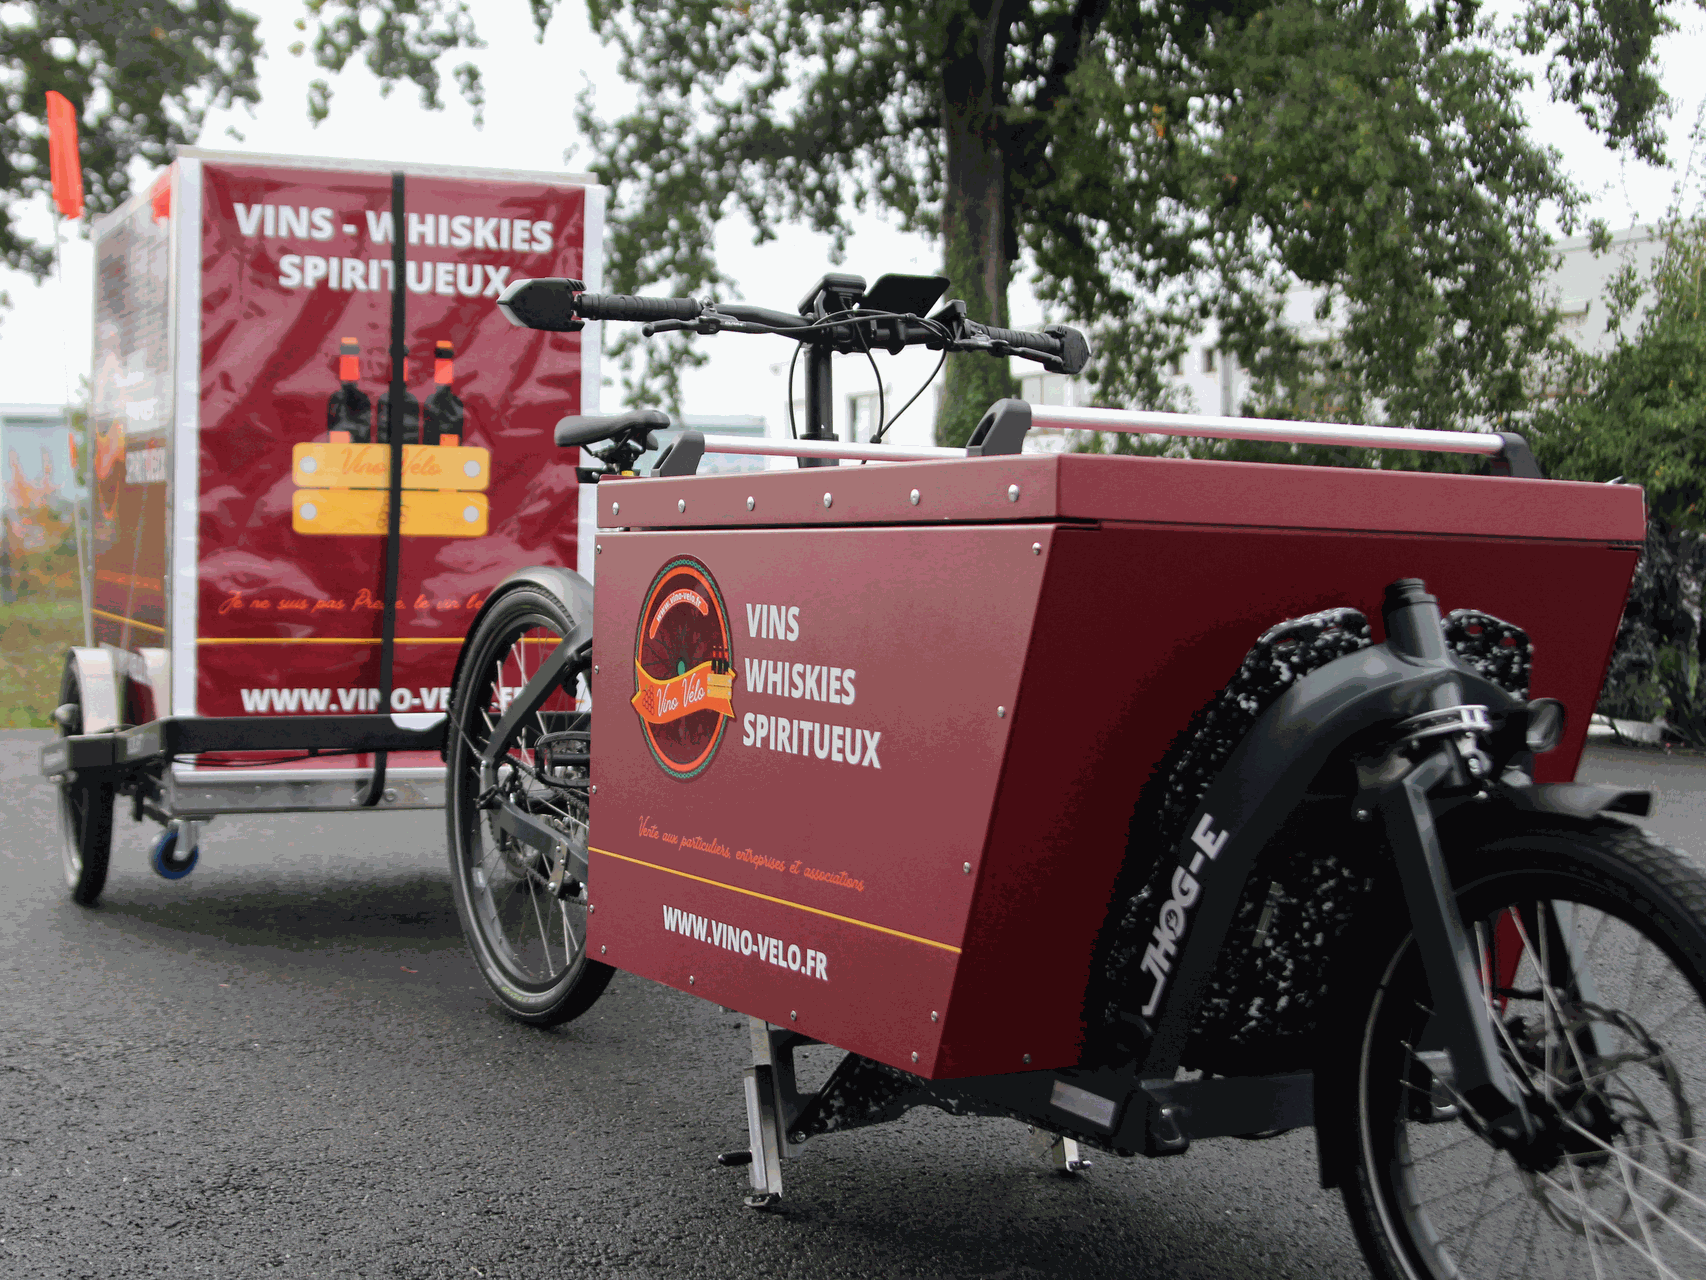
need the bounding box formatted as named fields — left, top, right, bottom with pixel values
left=1534, top=219, right=1706, bottom=741
left=552, top=0, right=1678, bottom=424
left=1533, top=218, right=1706, bottom=525
left=0, top=2, right=261, bottom=278
left=293, top=0, right=492, bottom=126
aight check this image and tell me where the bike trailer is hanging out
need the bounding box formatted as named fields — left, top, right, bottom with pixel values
left=69, top=148, right=602, bottom=819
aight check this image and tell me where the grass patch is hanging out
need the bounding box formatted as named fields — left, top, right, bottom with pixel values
left=0, top=598, right=82, bottom=727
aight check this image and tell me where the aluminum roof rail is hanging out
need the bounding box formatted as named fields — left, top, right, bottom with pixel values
left=1022, top=404, right=1541, bottom=476
left=695, top=434, right=963, bottom=463
left=675, top=401, right=1542, bottom=478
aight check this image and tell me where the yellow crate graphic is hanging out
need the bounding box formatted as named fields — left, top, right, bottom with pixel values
left=292, top=489, right=489, bottom=537
left=292, top=442, right=491, bottom=491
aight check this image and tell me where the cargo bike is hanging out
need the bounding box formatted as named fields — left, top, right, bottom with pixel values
left=48, top=242, right=1706, bottom=1279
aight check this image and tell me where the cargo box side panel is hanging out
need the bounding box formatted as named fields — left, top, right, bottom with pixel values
left=937, top=523, right=1639, bottom=1078
left=586, top=524, right=1051, bottom=1073
left=192, top=161, right=588, bottom=727
left=90, top=169, right=176, bottom=722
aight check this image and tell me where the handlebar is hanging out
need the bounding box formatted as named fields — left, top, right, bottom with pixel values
left=497, top=276, right=1092, bottom=376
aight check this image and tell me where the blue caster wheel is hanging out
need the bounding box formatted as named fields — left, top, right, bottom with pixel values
left=149, top=824, right=200, bottom=880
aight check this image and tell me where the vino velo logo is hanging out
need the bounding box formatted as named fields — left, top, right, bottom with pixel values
left=632, top=556, right=736, bottom=780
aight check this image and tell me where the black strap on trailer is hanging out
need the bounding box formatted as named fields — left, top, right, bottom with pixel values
left=358, top=171, right=409, bottom=808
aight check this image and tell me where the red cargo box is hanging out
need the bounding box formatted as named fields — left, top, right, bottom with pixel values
left=585, top=451, right=1644, bottom=1078
left=88, top=149, right=602, bottom=804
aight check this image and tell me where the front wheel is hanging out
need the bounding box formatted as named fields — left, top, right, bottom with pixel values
left=56, top=655, right=113, bottom=906
left=1340, top=815, right=1706, bottom=1279
left=446, top=585, right=613, bottom=1025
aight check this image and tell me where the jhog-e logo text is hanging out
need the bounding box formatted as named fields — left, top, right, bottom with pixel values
left=632, top=556, right=736, bottom=780
left=1139, top=813, right=1231, bottom=1017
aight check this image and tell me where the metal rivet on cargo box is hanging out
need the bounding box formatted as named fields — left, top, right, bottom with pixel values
left=300, top=456, right=318, bottom=475
left=601, top=945, right=606, bottom=955
left=1032, top=543, right=1041, bottom=555
left=589, top=785, right=597, bottom=795
left=997, top=706, right=1006, bottom=718
left=689, top=976, right=695, bottom=985
left=746, top=496, right=755, bottom=511
left=588, top=904, right=594, bottom=912
left=931, top=1011, right=938, bottom=1023
left=300, top=502, right=318, bottom=521
left=909, top=489, right=920, bottom=506
left=384, top=789, right=397, bottom=803
left=1023, top=1054, right=1032, bottom=1064
left=1008, top=484, right=1020, bottom=502
left=678, top=499, right=686, bottom=513
left=911, top=1052, right=919, bottom=1063
left=462, top=505, right=479, bottom=524
left=463, top=460, right=480, bottom=478
left=790, top=1011, right=797, bottom=1022
left=612, top=502, right=620, bottom=515
left=596, top=544, right=602, bottom=555
left=594, top=665, right=599, bottom=674
left=823, top=492, right=833, bottom=509
left=963, top=862, right=971, bottom=874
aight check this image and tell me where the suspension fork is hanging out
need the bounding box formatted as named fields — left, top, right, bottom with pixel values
left=1374, top=580, right=1533, bottom=1145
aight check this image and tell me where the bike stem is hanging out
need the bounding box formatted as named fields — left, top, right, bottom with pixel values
left=799, top=343, right=838, bottom=468
left=1376, top=581, right=1533, bottom=1145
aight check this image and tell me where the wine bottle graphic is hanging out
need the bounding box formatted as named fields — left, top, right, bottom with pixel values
left=375, top=357, right=420, bottom=445
left=325, top=338, right=371, bottom=443
left=423, top=340, right=465, bottom=447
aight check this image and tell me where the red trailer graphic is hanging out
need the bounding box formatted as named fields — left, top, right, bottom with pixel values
left=85, top=148, right=602, bottom=805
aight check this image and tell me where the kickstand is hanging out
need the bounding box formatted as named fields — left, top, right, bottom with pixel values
left=1028, top=1125, right=1093, bottom=1175
left=726, top=1017, right=803, bottom=1209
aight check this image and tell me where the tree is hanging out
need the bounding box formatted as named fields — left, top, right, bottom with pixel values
left=559, top=0, right=1683, bottom=443
left=1531, top=215, right=1706, bottom=739
left=7, top=1, right=1684, bottom=444
left=1, top=2, right=263, bottom=280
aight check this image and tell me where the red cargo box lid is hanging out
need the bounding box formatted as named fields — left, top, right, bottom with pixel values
left=596, top=451, right=1646, bottom=544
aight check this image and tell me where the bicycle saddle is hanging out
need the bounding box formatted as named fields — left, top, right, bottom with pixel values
left=554, top=409, right=669, bottom=449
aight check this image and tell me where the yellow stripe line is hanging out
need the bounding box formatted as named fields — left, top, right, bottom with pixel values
left=196, top=636, right=464, bottom=645
left=92, top=609, right=165, bottom=634
left=591, top=846, right=962, bottom=954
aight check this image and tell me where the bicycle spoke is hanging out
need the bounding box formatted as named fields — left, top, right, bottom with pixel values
left=1561, top=1158, right=1614, bottom=1280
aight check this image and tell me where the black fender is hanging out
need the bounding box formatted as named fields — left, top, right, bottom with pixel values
left=1129, top=641, right=1522, bottom=1073
left=441, top=564, right=594, bottom=759
left=1509, top=780, right=1652, bottom=819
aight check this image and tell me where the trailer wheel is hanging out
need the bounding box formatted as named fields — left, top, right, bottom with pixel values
left=446, top=585, right=613, bottom=1025
left=56, top=656, right=114, bottom=906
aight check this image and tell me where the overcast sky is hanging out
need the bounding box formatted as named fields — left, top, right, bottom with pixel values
left=3, top=0, right=1704, bottom=417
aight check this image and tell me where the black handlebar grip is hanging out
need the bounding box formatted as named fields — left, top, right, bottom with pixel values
left=983, top=324, right=1061, bottom=356
left=573, top=293, right=702, bottom=323
left=983, top=324, right=1091, bottom=375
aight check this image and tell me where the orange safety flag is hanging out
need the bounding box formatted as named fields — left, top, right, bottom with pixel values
left=45, top=91, right=83, bottom=219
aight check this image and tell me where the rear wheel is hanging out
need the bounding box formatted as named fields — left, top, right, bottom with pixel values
left=56, top=656, right=113, bottom=906
left=1341, top=816, right=1706, bottom=1279
left=446, top=586, right=613, bottom=1025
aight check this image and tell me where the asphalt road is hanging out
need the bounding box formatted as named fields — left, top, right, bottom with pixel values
left=5, top=733, right=1705, bottom=1280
